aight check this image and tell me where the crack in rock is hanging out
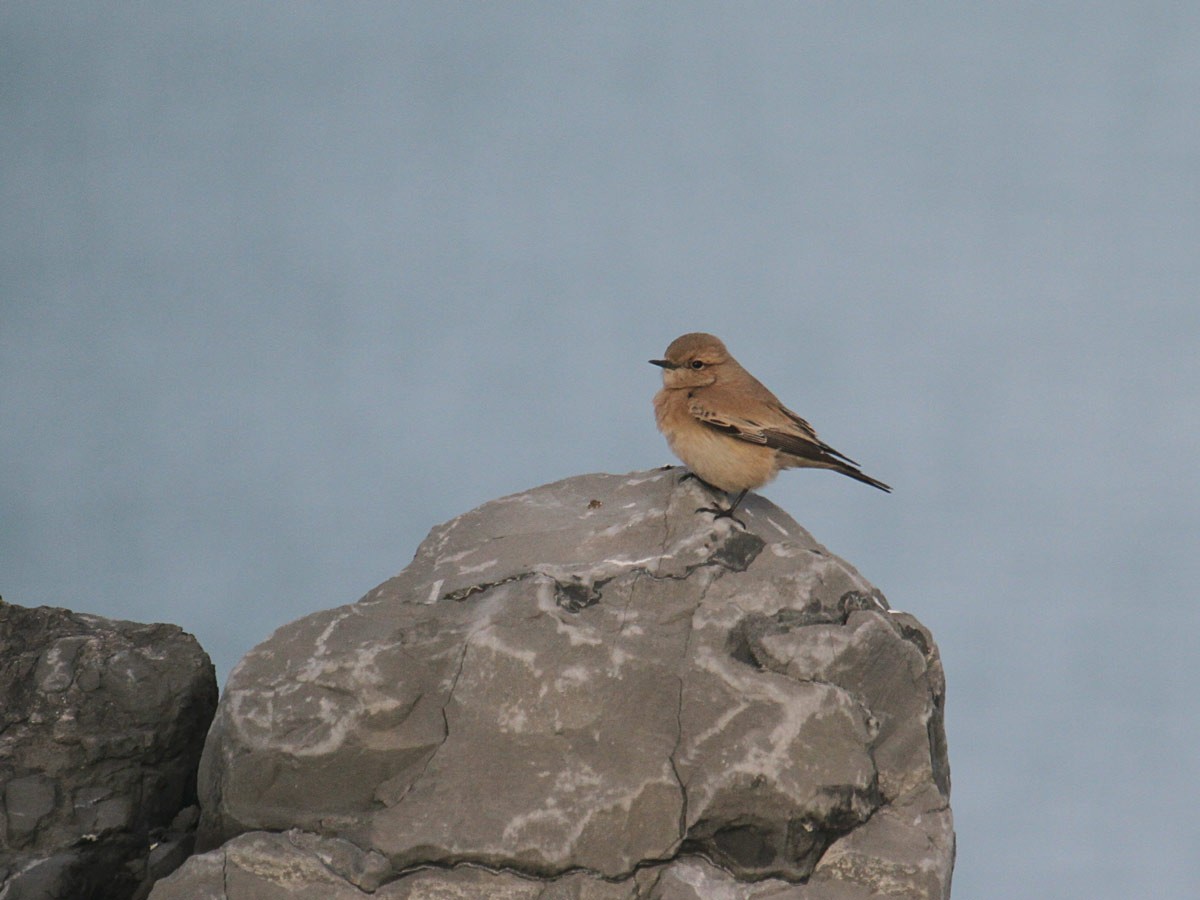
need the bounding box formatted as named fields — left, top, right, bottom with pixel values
left=385, top=641, right=467, bottom=812
left=442, top=529, right=765, bottom=611
left=442, top=573, right=531, bottom=602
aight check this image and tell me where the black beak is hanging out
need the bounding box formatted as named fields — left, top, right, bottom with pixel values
left=649, top=359, right=676, bottom=369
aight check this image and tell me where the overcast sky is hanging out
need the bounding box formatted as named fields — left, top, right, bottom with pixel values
left=3, top=4, right=1198, bottom=898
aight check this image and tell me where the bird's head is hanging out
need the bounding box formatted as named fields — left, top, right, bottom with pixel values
left=649, top=332, right=731, bottom=389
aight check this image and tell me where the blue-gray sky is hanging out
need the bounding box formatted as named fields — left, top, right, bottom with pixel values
left=3, top=5, right=1197, bottom=897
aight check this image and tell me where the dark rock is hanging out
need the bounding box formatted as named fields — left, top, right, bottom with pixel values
left=157, top=470, right=952, bottom=898
left=0, top=605, right=218, bottom=899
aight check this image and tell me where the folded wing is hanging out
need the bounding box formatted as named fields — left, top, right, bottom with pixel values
left=688, top=397, right=892, bottom=492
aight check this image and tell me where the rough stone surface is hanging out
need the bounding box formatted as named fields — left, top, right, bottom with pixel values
left=154, top=829, right=922, bottom=899
left=168, top=469, right=952, bottom=898
left=0, top=603, right=218, bottom=899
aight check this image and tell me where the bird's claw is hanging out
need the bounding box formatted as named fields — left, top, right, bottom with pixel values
left=695, top=505, right=746, bottom=529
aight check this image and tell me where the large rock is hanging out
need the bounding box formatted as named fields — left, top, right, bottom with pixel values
left=159, top=469, right=953, bottom=898
left=0, top=603, right=218, bottom=899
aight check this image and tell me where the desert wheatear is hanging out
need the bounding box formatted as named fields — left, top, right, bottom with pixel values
left=651, top=332, right=890, bottom=521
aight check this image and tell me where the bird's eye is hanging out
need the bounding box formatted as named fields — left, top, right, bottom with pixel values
left=690, top=360, right=705, bottom=369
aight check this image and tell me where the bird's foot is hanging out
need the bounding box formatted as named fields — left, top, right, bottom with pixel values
left=678, top=474, right=749, bottom=526
left=695, top=504, right=746, bottom=529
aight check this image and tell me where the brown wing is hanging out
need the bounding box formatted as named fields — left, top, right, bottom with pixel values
left=686, top=397, right=771, bottom=444
left=689, top=397, right=844, bottom=462
left=689, top=397, right=892, bottom=492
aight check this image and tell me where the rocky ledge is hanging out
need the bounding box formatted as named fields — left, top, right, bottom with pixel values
left=153, top=469, right=954, bottom=899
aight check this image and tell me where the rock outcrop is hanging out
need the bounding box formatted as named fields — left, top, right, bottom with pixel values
left=0, top=603, right=218, bottom=899
left=154, top=469, right=954, bottom=898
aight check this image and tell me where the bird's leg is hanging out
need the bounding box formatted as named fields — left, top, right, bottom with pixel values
left=677, top=470, right=749, bottom=526
left=697, top=488, right=749, bottom=528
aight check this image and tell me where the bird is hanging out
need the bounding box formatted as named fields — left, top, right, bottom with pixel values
left=650, top=332, right=890, bottom=522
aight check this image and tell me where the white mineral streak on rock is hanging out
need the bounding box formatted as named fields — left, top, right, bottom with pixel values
left=764, top=515, right=792, bottom=536
left=425, top=578, right=444, bottom=604
left=621, top=470, right=672, bottom=486
left=470, top=628, right=541, bottom=676
left=596, top=509, right=659, bottom=537
left=768, top=541, right=810, bottom=557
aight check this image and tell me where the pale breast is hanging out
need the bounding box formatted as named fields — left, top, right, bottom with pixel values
left=654, top=389, right=778, bottom=492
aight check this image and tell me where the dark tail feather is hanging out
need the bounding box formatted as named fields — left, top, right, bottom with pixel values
left=766, top=429, right=893, bottom=492
left=835, top=463, right=892, bottom=493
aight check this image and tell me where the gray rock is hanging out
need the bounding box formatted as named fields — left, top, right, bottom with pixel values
left=0, top=604, right=218, bottom=899
left=152, top=830, right=827, bottom=898
left=175, top=469, right=952, bottom=897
